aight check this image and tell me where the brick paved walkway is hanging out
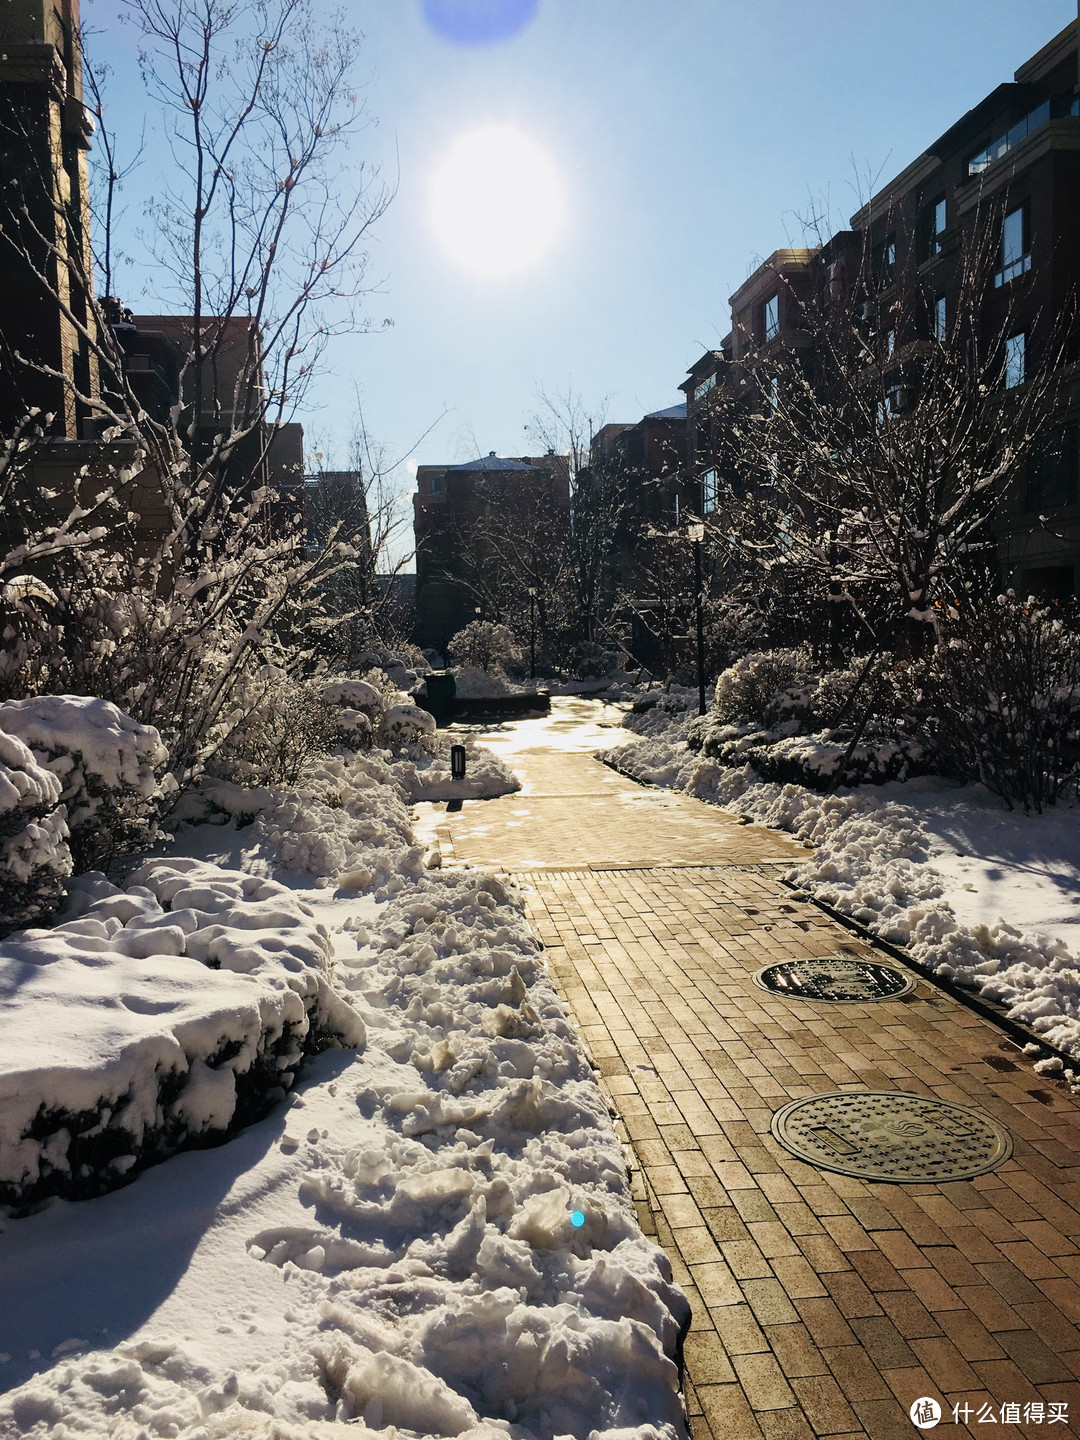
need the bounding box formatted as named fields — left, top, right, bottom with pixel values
left=426, top=702, right=1080, bottom=1439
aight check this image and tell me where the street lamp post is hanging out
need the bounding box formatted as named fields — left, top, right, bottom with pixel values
left=527, top=586, right=537, bottom=680
left=688, top=522, right=706, bottom=716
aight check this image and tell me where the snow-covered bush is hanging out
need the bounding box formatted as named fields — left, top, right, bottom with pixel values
left=919, top=595, right=1080, bottom=812
left=710, top=647, right=815, bottom=726
left=0, top=729, right=71, bottom=934
left=0, top=695, right=169, bottom=873
left=451, top=664, right=515, bottom=699
left=0, top=860, right=365, bottom=1208
left=703, top=594, right=767, bottom=670
left=447, top=620, right=521, bottom=673
left=352, top=645, right=426, bottom=693
left=380, top=702, right=437, bottom=748
left=569, top=640, right=617, bottom=679
left=740, top=732, right=927, bottom=790
left=625, top=688, right=694, bottom=739
left=212, top=669, right=341, bottom=787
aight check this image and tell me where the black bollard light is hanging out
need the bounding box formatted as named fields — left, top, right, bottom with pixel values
left=450, top=744, right=467, bottom=780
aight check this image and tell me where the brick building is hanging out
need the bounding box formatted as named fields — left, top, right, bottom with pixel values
left=413, top=452, right=570, bottom=652
left=683, top=14, right=1080, bottom=599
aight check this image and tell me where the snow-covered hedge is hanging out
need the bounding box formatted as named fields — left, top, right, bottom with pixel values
left=0, top=859, right=365, bottom=1209
left=0, top=695, right=170, bottom=872
left=0, top=729, right=71, bottom=934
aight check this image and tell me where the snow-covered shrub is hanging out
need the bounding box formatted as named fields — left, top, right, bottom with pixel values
left=0, top=860, right=365, bottom=1208
left=212, top=670, right=341, bottom=787
left=322, top=675, right=384, bottom=717
left=0, top=695, right=169, bottom=873
left=625, top=688, right=694, bottom=739
left=352, top=645, right=425, bottom=693
left=568, top=640, right=617, bottom=679
left=0, top=729, right=71, bottom=934
left=447, top=620, right=521, bottom=674
left=380, top=703, right=437, bottom=749
left=919, top=595, right=1080, bottom=812
left=710, top=647, right=815, bottom=726
left=741, top=733, right=927, bottom=791
left=451, top=664, right=514, bottom=699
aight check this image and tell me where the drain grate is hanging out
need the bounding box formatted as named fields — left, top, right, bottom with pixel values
left=754, top=956, right=914, bottom=1003
left=771, top=1090, right=1013, bottom=1183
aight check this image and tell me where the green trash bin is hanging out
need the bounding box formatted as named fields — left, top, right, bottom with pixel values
left=423, top=670, right=457, bottom=727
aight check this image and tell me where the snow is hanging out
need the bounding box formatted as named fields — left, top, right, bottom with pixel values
left=0, top=728, right=72, bottom=932
left=0, top=695, right=169, bottom=828
left=604, top=716, right=1080, bottom=1068
left=0, top=859, right=365, bottom=1208
left=0, top=717, right=687, bottom=1439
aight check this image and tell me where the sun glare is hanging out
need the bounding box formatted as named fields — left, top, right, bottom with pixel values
left=429, top=125, right=565, bottom=278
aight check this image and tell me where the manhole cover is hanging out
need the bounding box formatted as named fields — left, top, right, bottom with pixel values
left=771, top=1090, right=1013, bottom=1182
left=754, top=955, right=914, bottom=1003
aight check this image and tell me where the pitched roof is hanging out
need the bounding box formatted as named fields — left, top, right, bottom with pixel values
left=644, top=403, right=687, bottom=421
left=447, top=452, right=536, bottom=472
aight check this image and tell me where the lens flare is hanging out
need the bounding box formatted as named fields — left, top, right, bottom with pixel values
left=422, top=0, right=539, bottom=46
left=429, top=125, right=565, bottom=278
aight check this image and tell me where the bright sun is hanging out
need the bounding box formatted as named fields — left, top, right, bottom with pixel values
left=429, top=125, right=565, bottom=277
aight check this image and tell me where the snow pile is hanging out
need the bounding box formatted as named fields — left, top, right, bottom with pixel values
left=622, top=690, right=695, bottom=741
left=394, top=736, right=521, bottom=803
left=0, top=695, right=170, bottom=870
left=0, top=728, right=71, bottom=933
left=606, top=717, right=1080, bottom=1063
left=0, top=858, right=364, bottom=1208
left=0, top=868, right=688, bottom=1440
left=184, top=750, right=422, bottom=894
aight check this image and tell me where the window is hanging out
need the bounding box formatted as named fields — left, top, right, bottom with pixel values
left=968, top=100, right=1050, bottom=175
left=702, top=469, right=719, bottom=515
left=1004, top=332, right=1025, bottom=389
left=763, top=294, right=780, bottom=341
left=885, top=327, right=896, bottom=359
left=934, top=294, right=947, bottom=341
left=921, top=196, right=947, bottom=258
left=693, top=373, right=716, bottom=402
left=996, top=204, right=1030, bottom=287
left=873, top=235, right=896, bottom=288
left=430, top=474, right=443, bottom=494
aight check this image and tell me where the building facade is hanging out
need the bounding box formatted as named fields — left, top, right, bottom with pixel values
left=413, top=452, right=570, bottom=653
left=682, top=14, right=1080, bottom=600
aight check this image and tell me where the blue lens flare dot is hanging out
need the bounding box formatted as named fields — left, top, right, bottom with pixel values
left=422, top=0, right=539, bottom=46
left=570, top=1208, right=586, bottom=1228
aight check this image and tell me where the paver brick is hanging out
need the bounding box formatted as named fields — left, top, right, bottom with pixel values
left=440, top=727, right=1080, bottom=1440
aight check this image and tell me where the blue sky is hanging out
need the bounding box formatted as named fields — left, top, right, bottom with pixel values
left=84, top=0, right=1077, bottom=550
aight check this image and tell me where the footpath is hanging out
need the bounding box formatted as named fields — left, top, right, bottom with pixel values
left=417, top=700, right=1080, bottom=1440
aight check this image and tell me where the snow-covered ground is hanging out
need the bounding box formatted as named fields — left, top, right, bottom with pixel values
left=603, top=718, right=1080, bottom=1068
left=0, top=733, right=687, bottom=1440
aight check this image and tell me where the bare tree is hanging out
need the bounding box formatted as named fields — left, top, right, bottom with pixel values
left=524, top=384, right=627, bottom=644
left=706, top=210, right=1069, bottom=654
left=0, top=0, right=394, bottom=780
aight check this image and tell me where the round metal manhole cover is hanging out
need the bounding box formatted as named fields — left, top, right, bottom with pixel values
left=754, top=955, right=915, bottom=1003
left=771, top=1090, right=1013, bottom=1183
